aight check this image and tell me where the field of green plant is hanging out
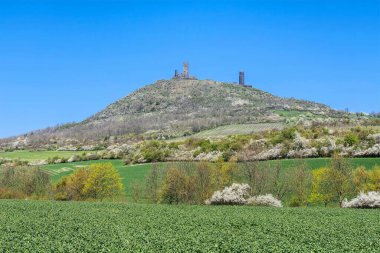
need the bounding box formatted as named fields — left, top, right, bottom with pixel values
left=0, top=150, right=85, bottom=162
left=0, top=200, right=378, bottom=252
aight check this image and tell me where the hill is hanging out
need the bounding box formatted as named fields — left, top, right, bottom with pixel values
left=5, top=79, right=348, bottom=148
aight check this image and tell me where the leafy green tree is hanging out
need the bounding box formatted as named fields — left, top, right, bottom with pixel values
left=308, top=168, right=333, bottom=207
left=82, top=163, right=123, bottom=200
left=309, top=155, right=353, bottom=206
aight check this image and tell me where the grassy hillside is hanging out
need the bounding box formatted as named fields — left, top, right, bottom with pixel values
left=0, top=150, right=85, bottom=162
left=177, top=122, right=284, bottom=139
left=0, top=200, right=378, bottom=252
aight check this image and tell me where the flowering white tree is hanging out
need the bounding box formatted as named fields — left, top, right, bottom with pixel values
left=205, top=183, right=251, bottom=205
left=342, top=191, right=380, bottom=209
left=247, top=194, right=283, bottom=208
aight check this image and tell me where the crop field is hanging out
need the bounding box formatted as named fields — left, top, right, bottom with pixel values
left=0, top=200, right=379, bottom=252
left=0, top=150, right=85, bottom=162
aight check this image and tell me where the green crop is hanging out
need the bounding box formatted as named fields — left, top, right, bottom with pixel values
left=0, top=200, right=379, bottom=252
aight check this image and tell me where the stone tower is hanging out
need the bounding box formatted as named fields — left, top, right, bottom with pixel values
left=239, top=71, right=245, bottom=85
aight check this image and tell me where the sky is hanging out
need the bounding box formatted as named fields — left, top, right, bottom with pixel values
left=0, top=0, right=379, bottom=138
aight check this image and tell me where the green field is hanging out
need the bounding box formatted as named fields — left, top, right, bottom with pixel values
left=0, top=150, right=86, bottom=162
left=173, top=123, right=284, bottom=140
left=0, top=200, right=378, bottom=252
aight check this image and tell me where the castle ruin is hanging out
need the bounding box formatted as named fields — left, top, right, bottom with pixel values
left=173, top=62, right=197, bottom=80
left=172, top=62, right=252, bottom=87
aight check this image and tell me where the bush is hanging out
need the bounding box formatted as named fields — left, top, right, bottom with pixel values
left=342, top=191, right=380, bottom=209
left=247, top=194, right=283, bottom=208
left=343, top=133, right=359, bottom=147
left=141, top=141, right=170, bottom=162
left=206, top=183, right=251, bottom=205
left=55, top=163, right=123, bottom=201
left=0, top=167, right=53, bottom=199
left=159, top=167, right=195, bottom=204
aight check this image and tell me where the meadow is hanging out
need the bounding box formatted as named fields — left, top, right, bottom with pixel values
left=0, top=150, right=85, bottom=162
left=0, top=200, right=378, bottom=252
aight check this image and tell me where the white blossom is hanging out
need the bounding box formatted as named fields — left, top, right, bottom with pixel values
left=247, top=194, right=283, bottom=208
left=342, top=191, right=380, bottom=209
left=206, top=183, right=251, bottom=205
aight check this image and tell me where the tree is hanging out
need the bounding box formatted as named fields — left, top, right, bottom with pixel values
left=289, top=162, right=310, bottom=207
left=328, top=154, right=353, bottom=206
left=194, top=161, right=213, bottom=202
left=55, top=168, right=90, bottom=201
left=131, top=181, right=143, bottom=203
left=82, top=163, right=123, bottom=200
left=353, top=166, right=380, bottom=192
left=270, top=163, right=290, bottom=200
left=0, top=166, right=52, bottom=199
left=309, top=168, right=334, bottom=207
left=309, top=155, right=353, bottom=207
left=145, top=163, right=161, bottom=203
left=243, top=161, right=267, bottom=196
left=352, top=166, right=369, bottom=192
left=159, top=167, right=195, bottom=204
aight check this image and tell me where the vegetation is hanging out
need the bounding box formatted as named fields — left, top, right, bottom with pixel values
left=0, top=200, right=379, bottom=252
left=0, top=150, right=84, bottom=162
left=0, top=167, right=53, bottom=199
left=55, top=163, right=123, bottom=201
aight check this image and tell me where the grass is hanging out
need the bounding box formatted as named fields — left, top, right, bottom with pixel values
left=0, top=200, right=379, bottom=252
left=173, top=123, right=284, bottom=141
left=0, top=150, right=86, bottom=162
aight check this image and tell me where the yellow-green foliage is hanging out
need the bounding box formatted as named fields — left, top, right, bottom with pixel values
left=308, top=168, right=334, bottom=206
left=353, top=166, right=380, bottom=192
left=82, top=163, right=123, bottom=200
left=55, top=163, right=123, bottom=201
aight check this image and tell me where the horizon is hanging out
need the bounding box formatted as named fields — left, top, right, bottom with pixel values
left=1, top=0, right=379, bottom=138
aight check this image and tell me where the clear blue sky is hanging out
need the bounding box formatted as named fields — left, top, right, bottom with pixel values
left=0, top=0, right=379, bottom=138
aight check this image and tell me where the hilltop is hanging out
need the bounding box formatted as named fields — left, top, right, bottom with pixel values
left=3, top=78, right=350, bottom=146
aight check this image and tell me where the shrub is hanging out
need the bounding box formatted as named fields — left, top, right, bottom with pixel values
left=141, top=141, right=170, bottom=162
left=159, top=167, right=195, bottom=204
left=0, top=167, right=52, bottom=199
left=55, top=168, right=90, bottom=201
left=343, top=133, right=359, bottom=147
left=247, top=194, right=283, bottom=208
left=55, top=163, right=123, bottom=201
left=206, top=183, right=251, bottom=205
left=82, top=163, right=124, bottom=200
left=342, top=191, right=380, bottom=209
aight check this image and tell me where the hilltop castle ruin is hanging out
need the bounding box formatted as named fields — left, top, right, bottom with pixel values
left=172, top=62, right=252, bottom=87
left=173, top=62, right=197, bottom=80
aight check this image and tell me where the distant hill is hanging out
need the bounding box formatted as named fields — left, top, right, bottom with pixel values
left=1, top=79, right=347, bottom=147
